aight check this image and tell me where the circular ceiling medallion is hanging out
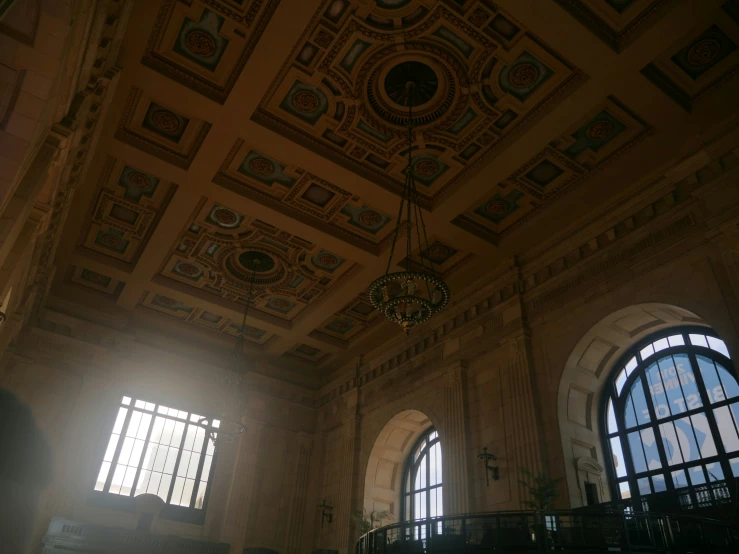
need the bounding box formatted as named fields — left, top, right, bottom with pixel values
left=177, top=263, right=200, bottom=276
left=318, top=253, right=339, bottom=267
left=293, top=90, right=319, bottom=113
left=238, top=251, right=276, bottom=273
left=359, top=210, right=382, bottom=226
left=414, top=159, right=439, bottom=177
left=687, top=38, right=721, bottom=66
left=186, top=30, right=216, bottom=57
left=152, top=110, right=180, bottom=132
left=212, top=208, right=238, bottom=226
left=101, top=235, right=122, bottom=248
left=127, top=172, right=152, bottom=189
left=364, top=48, right=461, bottom=129
left=249, top=157, right=274, bottom=175
left=485, top=200, right=509, bottom=216
left=271, top=298, right=291, bottom=310
left=383, top=61, right=439, bottom=107
left=427, top=245, right=450, bottom=261
left=508, top=63, right=539, bottom=88
left=586, top=120, right=614, bottom=141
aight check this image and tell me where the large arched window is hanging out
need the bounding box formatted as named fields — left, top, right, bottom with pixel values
left=403, top=427, right=442, bottom=523
left=603, top=328, right=739, bottom=506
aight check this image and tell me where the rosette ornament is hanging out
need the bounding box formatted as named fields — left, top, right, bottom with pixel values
left=367, top=79, right=450, bottom=335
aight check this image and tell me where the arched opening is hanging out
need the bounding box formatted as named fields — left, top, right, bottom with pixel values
left=602, top=327, right=739, bottom=509
left=557, top=303, right=714, bottom=507
left=363, top=410, right=433, bottom=526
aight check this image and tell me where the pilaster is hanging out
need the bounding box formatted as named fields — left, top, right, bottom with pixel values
left=442, top=360, right=470, bottom=515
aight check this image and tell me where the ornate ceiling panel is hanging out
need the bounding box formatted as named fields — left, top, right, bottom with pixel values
left=641, top=3, right=739, bottom=112
left=253, top=0, right=584, bottom=209
left=141, top=0, right=281, bottom=103
left=399, top=235, right=472, bottom=278
left=454, top=96, right=649, bottom=243
left=77, top=156, right=177, bottom=270
left=65, top=266, right=126, bottom=299
left=158, top=199, right=361, bottom=324
left=115, top=87, right=212, bottom=169
left=140, top=291, right=275, bottom=346
left=283, top=342, right=331, bottom=364
left=312, top=292, right=380, bottom=343
left=553, top=0, right=675, bottom=51
left=214, top=139, right=395, bottom=253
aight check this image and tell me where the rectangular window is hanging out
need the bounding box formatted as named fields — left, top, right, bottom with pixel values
left=94, top=396, right=218, bottom=510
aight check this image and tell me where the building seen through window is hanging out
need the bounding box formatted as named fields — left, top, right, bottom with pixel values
left=94, top=396, right=219, bottom=510
left=604, top=329, right=739, bottom=503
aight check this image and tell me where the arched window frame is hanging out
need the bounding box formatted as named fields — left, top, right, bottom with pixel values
left=601, top=326, right=739, bottom=504
left=402, top=427, right=442, bottom=522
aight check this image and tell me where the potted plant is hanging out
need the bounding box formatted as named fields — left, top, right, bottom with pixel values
left=352, top=507, right=393, bottom=535
left=517, top=468, right=564, bottom=547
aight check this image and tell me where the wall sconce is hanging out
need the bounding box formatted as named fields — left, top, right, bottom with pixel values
left=319, top=499, right=333, bottom=527
left=478, top=447, right=499, bottom=485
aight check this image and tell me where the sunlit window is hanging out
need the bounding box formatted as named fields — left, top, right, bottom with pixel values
left=94, top=396, right=219, bottom=510
left=604, top=330, right=739, bottom=503
left=404, top=427, right=442, bottom=530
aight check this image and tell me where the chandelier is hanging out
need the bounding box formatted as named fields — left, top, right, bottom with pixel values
left=199, top=259, right=261, bottom=446
left=367, top=81, right=450, bottom=335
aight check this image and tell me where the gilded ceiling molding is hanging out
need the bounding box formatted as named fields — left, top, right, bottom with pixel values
left=253, top=0, right=585, bottom=210
left=552, top=0, right=676, bottom=52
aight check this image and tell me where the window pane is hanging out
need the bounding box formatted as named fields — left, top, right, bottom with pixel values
left=180, top=479, right=195, bottom=507
left=112, top=408, right=128, bottom=434
left=674, top=353, right=702, bottom=412
left=672, top=469, right=688, bottom=488
left=707, top=337, right=730, bottom=358
left=615, top=369, right=627, bottom=396
left=659, top=421, right=684, bottom=466
left=183, top=425, right=197, bottom=451
left=628, top=432, right=648, bottom=473
left=716, top=363, right=739, bottom=400
left=625, top=378, right=650, bottom=428
left=171, top=477, right=185, bottom=505
left=619, top=481, right=631, bottom=500
left=714, top=406, right=739, bottom=453
left=127, top=411, right=142, bottom=437
left=637, top=477, right=651, bottom=495
left=607, top=399, right=618, bottom=434
left=658, top=355, right=687, bottom=416
left=187, top=453, right=201, bottom=479
left=689, top=334, right=708, bottom=348
left=195, top=481, right=208, bottom=508
left=652, top=474, right=667, bottom=493
left=667, top=334, right=685, bottom=347
left=610, top=437, right=627, bottom=478
left=645, top=363, right=670, bottom=419
left=122, top=396, right=131, bottom=405
left=640, top=344, right=654, bottom=360
left=640, top=428, right=662, bottom=471
left=729, top=458, right=739, bottom=477
left=697, top=355, right=724, bottom=403
left=150, top=417, right=165, bottom=444
left=178, top=451, right=192, bottom=477
left=688, top=465, right=706, bottom=485
left=103, top=433, right=120, bottom=463
left=705, top=463, right=724, bottom=482
left=653, top=338, right=669, bottom=353
left=690, top=413, right=717, bottom=458
left=673, top=416, right=701, bottom=462
left=625, top=357, right=637, bottom=376
left=95, top=461, right=111, bottom=491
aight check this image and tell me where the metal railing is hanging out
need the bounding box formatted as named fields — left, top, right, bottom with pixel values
left=355, top=510, right=739, bottom=553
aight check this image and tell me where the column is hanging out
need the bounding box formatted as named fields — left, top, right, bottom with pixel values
left=285, top=433, right=313, bottom=554
left=336, top=416, right=359, bottom=552
left=442, top=360, right=470, bottom=515
left=504, top=332, right=545, bottom=507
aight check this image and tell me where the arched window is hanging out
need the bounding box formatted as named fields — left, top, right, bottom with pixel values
left=403, top=427, right=442, bottom=523
left=603, top=328, right=739, bottom=505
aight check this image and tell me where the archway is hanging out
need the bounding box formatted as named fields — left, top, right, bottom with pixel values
left=557, top=303, right=712, bottom=507
left=363, top=410, right=433, bottom=523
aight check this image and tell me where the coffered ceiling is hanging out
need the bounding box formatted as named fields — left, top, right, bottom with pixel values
left=51, top=0, right=739, bottom=384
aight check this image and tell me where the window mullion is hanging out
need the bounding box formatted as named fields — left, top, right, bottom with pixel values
left=129, top=405, right=158, bottom=497
left=103, top=406, right=135, bottom=492
left=165, top=418, right=189, bottom=504
left=188, top=426, right=210, bottom=508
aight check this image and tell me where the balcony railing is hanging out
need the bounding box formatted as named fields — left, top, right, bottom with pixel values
left=355, top=510, right=739, bottom=553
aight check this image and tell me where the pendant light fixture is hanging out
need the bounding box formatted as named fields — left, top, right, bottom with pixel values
left=367, top=80, right=450, bottom=335
left=199, top=259, right=261, bottom=446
